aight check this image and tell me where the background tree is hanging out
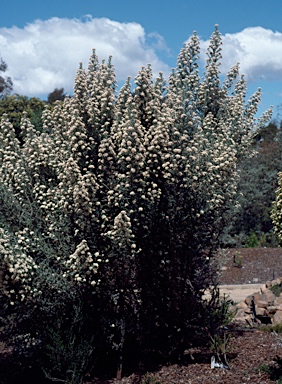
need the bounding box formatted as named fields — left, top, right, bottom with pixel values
left=0, top=94, right=46, bottom=139
left=223, top=120, right=282, bottom=247
left=0, top=26, right=271, bottom=383
left=0, top=57, right=13, bottom=98
left=47, top=87, right=66, bottom=104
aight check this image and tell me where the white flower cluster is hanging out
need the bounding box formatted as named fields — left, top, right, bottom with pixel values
left=104, top=211, right=137, bottom=256
left=271, top=174, right=282, bottom=241
left=0, top=228, right=39, bottom=302
left=64, top=239, right=98, bottom=285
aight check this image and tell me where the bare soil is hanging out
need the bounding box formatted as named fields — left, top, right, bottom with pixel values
left=218, top=248, right=282, bottom=285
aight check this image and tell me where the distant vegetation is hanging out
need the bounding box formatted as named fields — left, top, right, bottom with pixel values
left=222, top=119, right=282, bottom=247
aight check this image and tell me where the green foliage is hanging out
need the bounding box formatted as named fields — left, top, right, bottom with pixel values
left=270, top=283, right=282, bottom=297
left=258, top=362, right=273, bottom=375
left=225, top=120, right=282, bottom=246
left=206, top=291, right=236, bottom=368
left=233, top=251, right=243, bottom=267
left=209, top=333, right=231, bottom=368
left=245, top=230, right=259, bottom=248
left=0, top=94, right=46, bottom=138
left=42, top=300, right=95, bottom=384
left=258, top=356, right=282, bottom=382
left=0, top=26, right=271, bottom=382
left=261, top=322, right=282, bottom=334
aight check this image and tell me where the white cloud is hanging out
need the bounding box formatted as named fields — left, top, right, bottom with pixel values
left=199, top=27, right=282, bottom=83
left=0, top=16, right=170, bottom=97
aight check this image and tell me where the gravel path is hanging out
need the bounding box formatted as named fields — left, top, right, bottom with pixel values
left=219, top=283, right=262, bottom=302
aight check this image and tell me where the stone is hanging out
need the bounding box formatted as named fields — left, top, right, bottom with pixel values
left=260, top=284, right=268, bottom=293
left=235, top=308, right=248, bottom=319
left=237, top=301, right=248, bottom=309
left=234, top=278, right=282, bottom=324
left=274, top=278, right=282, bottom=285
left=255, top=307, right=267, bottom=316
left=261, top=289, right=276, bottom=304
left=272, top=310, right=282, bottom=325
left=256, top=300, right=269, bottom=308
left=274, top=296, right=282, bottom=306
left=267, top=306, right=277, bottom=315
left=245, top=292, right=262, bottom=306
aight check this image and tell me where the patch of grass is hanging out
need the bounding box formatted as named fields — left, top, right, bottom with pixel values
left=257, top=356, right=282, bottom=383
left=258, top=363, right=272, bottom=375
left=233, top=251, right=243, bottom=268
left=261, top=323, right=282, bottom=334
left=270, top=283, right=282, bottom=297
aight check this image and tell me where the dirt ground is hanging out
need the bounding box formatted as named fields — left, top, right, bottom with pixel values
left=218, top=248, right=282, bottom=285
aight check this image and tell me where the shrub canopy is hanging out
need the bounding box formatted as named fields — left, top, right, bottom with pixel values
left=0, top=26, right=271, bottom=382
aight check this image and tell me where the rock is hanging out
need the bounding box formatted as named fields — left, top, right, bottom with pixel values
left=245, top=292, right=262, bottom=306
left=234, top=278, right=282, bottom=325
left=237, top=301, right=248, bottom=309
left=261, top=289, right=276, bottom=304
left=273, top=278, right=282, bottom=285
left=260, top=284, right=268, bottom=293
left=274, top=296, right=282, bottom=306
left=256, top=300, right=269, bottom=308
left=272, top=310, right=282, bottom=325
left=235, top=308, right=248, bottom=319
left=255, top=307, right=267, bottom=316
left=267, top=306, right=277, bottom=315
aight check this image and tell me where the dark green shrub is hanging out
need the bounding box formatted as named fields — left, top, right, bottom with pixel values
left=245, top=230, right=259, bottom=248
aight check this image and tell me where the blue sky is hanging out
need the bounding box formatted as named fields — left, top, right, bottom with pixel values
left=1, top=0, right=282, bottom=118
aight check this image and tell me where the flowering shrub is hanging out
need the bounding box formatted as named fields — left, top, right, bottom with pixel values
left=0, top=26, right=271, bottom=382
left=272, top=175, right=282, bottom=243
